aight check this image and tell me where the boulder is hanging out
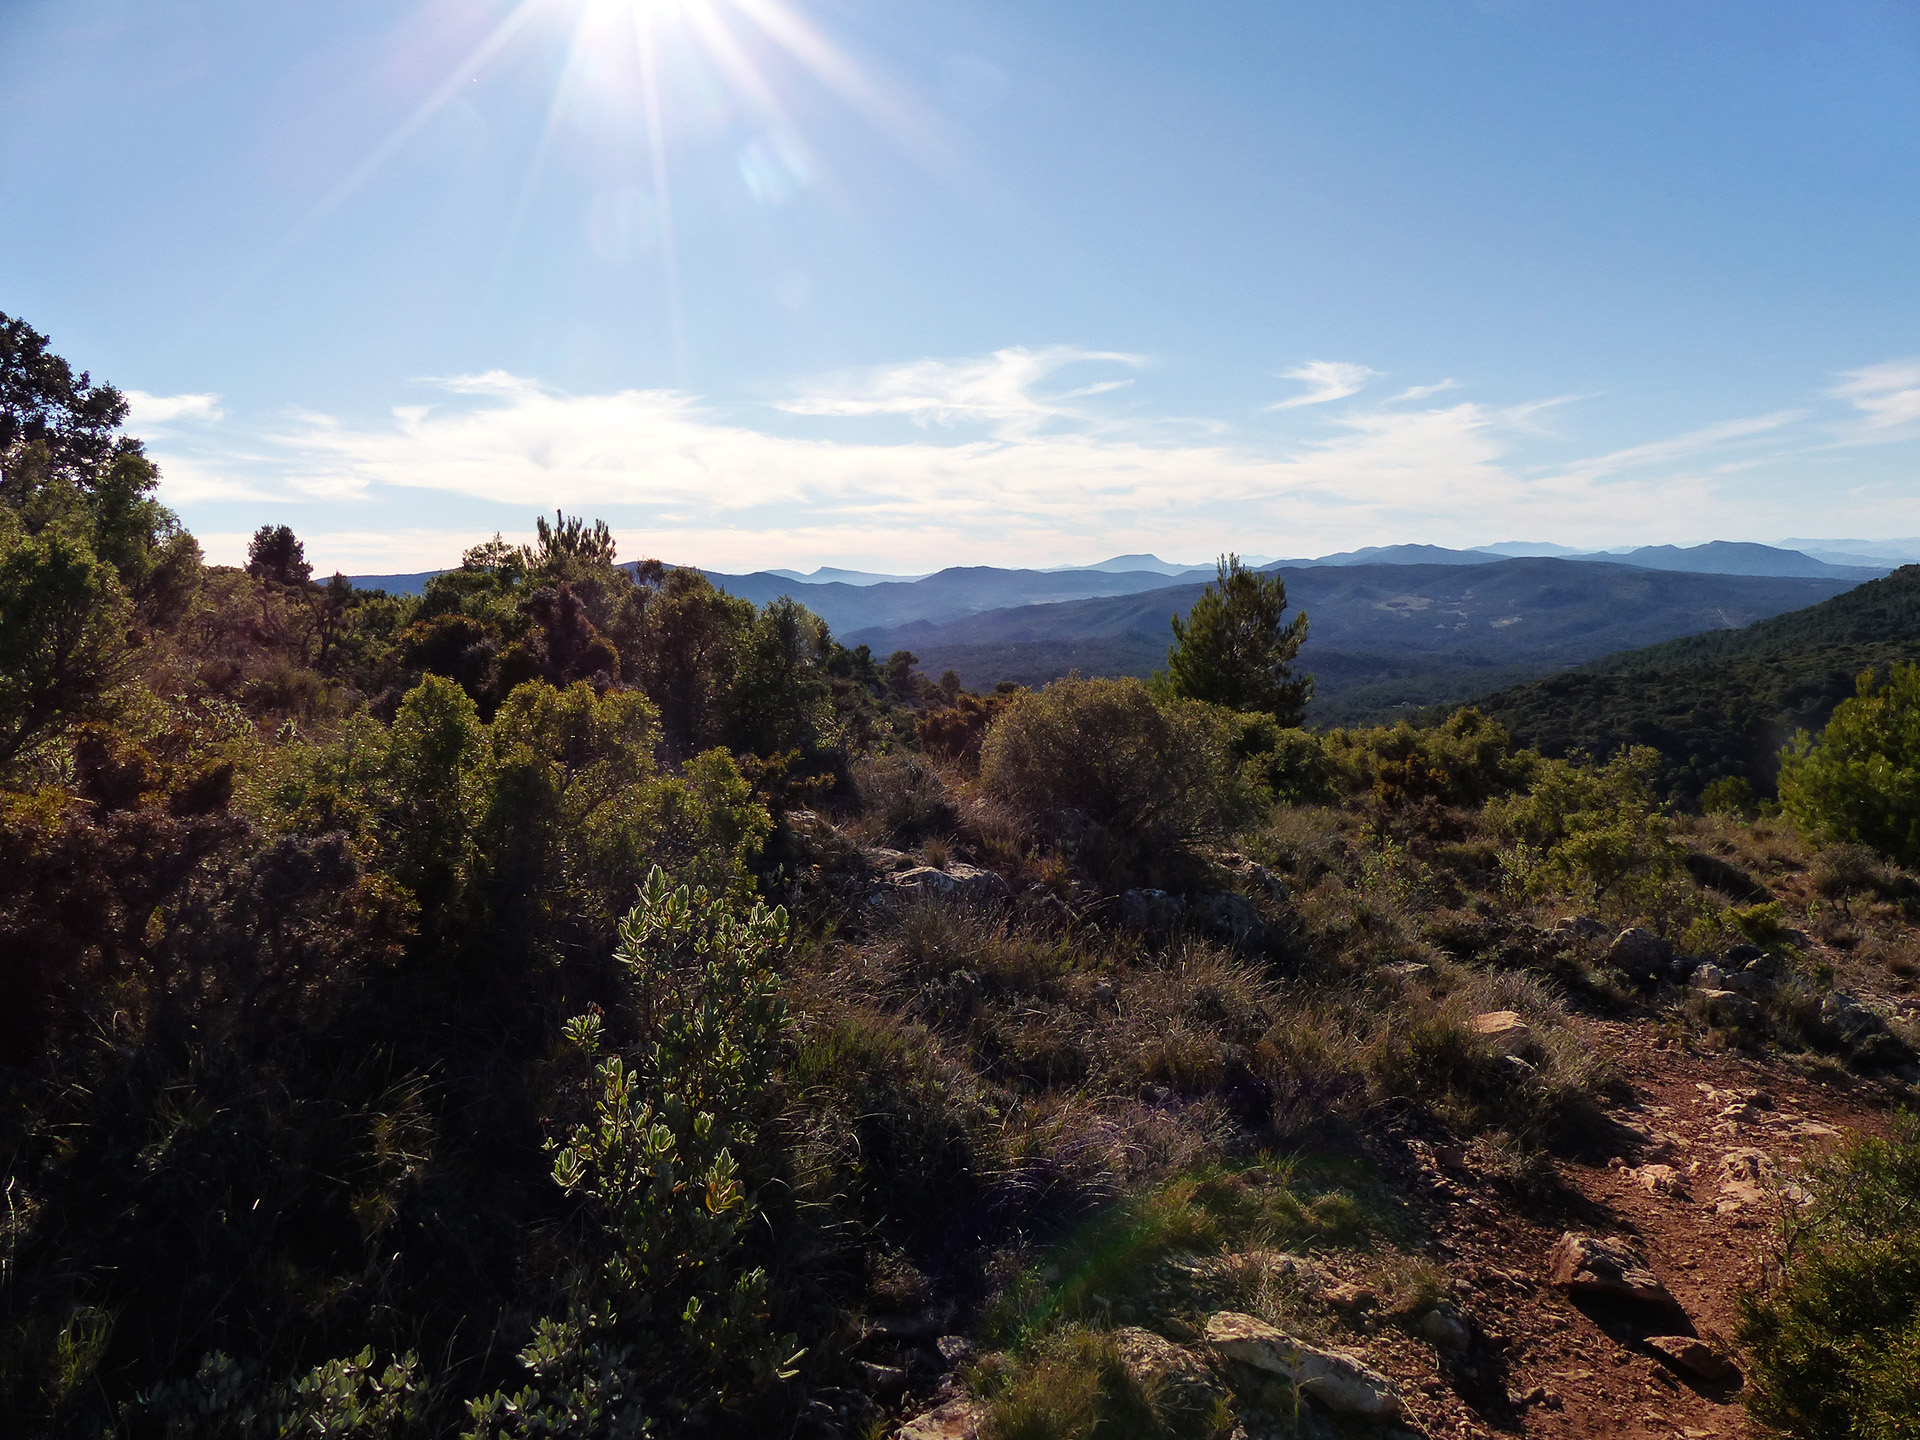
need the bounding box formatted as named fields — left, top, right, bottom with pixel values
left=1609, top=927, right=1672, bottom=981
left=1645, top=1335, right=1739, bottom=1382
left=1547, top=1233, right=1677, bottom=1310
left=897, top=1397, right=986, bottom=1440
left=1109, top=1327, right=1228, bottom=1423
left=891, top=865, right=1011, bottom=904
left=1696, top=989, right=1758, bottom=1026
left=1203, top=1312, right=1403, bottom=1420
left=1720, top=969, right=1774, bottom=997
left=1120, top=888, right=1186, bottom=933
left=1470, top=1010, right=1532, bottom=1056
left=1689, top=963, right=1727, bottom=991
left=1191, top=891, right=1268, bottom=948
left=1821, top=992, right=1886, bottom=1043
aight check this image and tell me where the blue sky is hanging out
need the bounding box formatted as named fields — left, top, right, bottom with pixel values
left=3, top=0, right=1918, bottom=572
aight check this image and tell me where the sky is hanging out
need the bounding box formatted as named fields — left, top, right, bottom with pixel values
left=3, top=0, right=1918, bottom=574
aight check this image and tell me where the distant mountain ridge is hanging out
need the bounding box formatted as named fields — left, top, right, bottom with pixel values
left=346, top=539, right=1879, bottom=600
left=839, top=557, right=1858, bottom=724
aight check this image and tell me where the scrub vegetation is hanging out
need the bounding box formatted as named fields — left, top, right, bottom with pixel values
left=2, top=312, right=1917, bottom=1438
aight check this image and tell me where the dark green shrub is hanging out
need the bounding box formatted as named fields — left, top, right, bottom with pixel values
left=1739, top=1115, right=1920, bottom=1439
left=1780, top=663, right=1920, bottom=867
left=979, top=678, right=1254, bottom=850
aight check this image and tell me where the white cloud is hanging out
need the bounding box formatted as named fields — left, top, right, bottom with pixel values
left=1833, top=360, right=1920, bottom=431
left=779, top=346, right=1141, bottom=436
left=146, top=347, right=1920, bottom=573
left=125, top=389, right=223, bottom=425
left=1267, top=360, right=1379, bottom=410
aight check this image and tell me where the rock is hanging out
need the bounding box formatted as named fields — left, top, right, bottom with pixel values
left=1120, top=888, right=1186, bottom=932
left=1689, top=963, right=1727, bottom=991
left=1203, top=1312, right=1403, bottom=1420
left=1645, top=1335, right=1739, bottom=1382
left=868, top=1309, right=950, bottom=1339
left=1553, top=915, right=1609, bottom=941
left=935, top=1335, right=976, bottom=1367
left=1610, top=927, right=1672, bottom=980
left=1696, top=989, right=1758, bottom=1026
left=859, top=1361, right=909, bottom=1393
left=1413, top=1305, right=1472, bottom=1352
left=1110, top=1327, right=1228, bottom=1422
left=891, top=865, right=1011, bottom=904
left=1721, top=970, right=1774, bottom=997
left=897, top=1397, right=986, bottom=1440
left=1191, top=890, right=1268, bottom=948
left=1717, top=1148, right=1775, bottom=1212
left=1319, top=1280, right=1377, bottom=1312
left=1724, top=942, right=1767, bottom=967
left=1547, top=1233, right=1677, bottom=1309
left=862, top=846, right=914, bottom=873
left=1634, top=1163, right=1687, bottom=1198
left=1471, top=1010, right=1532, bottom=1056
left=1821, top=992, right=1886, bottom=1043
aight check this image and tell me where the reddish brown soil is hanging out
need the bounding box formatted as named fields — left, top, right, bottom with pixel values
left=1369, top=1019, right=1902, bottom=1440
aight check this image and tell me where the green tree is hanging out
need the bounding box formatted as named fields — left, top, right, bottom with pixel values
left=0, top=508, right=131, bottom=771
left=1166, top=554, right=1311, bottom=723
left=1779, top=664, right=1920, bottom=867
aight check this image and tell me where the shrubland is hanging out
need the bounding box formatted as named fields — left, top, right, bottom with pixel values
left=3, top=313, right=1919, bottom=1438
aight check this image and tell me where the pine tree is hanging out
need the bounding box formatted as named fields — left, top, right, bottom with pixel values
left=1166, top=553, right=1311, bottom=723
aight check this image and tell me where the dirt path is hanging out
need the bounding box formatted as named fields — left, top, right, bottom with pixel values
left=1372, top=1020, right=1898, bottom=1439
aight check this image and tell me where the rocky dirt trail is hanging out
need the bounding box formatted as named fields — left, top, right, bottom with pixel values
left=1387, top=1017, right=1901, bottom=1440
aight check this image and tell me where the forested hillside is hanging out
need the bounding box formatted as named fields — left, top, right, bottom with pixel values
left=1478, top=566, right=1920, bottom=803
left=6, top=314, right=1920, bottom=1440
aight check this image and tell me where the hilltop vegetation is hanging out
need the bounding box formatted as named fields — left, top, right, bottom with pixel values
left=1478, top=565, right=1920, bottom=804
left=4, top=312, right=1920, bottom=1440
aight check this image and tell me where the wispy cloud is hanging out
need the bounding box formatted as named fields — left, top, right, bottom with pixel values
left=125, top=390, right=224, bottom=425
left=778, top=345, right=1140, bottom=437
left=1267, top=360, right=1378, bottom=410
left=1543, top=410, right=1806, bottom=486
left=1833, top=360, right=1920, bottom=431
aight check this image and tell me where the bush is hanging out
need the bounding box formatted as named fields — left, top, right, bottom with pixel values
left=979, top=678, right=1254, bottom=851
left=1322, top=708, right=1532, bottom=808
left=1738, top=1114, right=1920, bottom=1439
left=1486, top=747, right=1687, bottom=913
left=1779, top=663, right=1920, bottom=867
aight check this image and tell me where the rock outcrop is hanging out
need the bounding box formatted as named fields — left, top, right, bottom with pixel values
left=1203, top=1311, right=1403, bottom=1420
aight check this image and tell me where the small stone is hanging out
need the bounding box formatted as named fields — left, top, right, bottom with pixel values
left=1471, top=1010, right=1532, bottom=1056
left=1319, top=1280, right=1378, bottom=1312
left=1554, top=915, right=1609, bottom=940
left=1413, top=1305, right=1471, bottom=1352
left=935, top=1335, right=975, bottom=1367
left=1689, top=963, right=1727, bottom=991
left=1635, top=1163, right=1686, bottom=1198
left=1645, top=1335, right=1739, bottom=1382
left=1547, top=1233, right=1678, bottom=1310
left=897, top=1397, right=986, bottom=1440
